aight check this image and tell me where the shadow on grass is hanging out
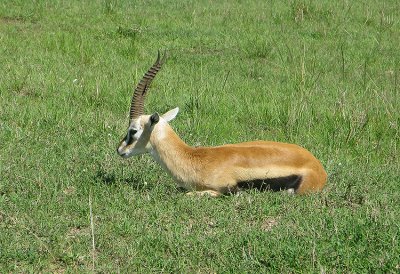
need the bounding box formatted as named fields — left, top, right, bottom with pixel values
left=93, top=167, right=149, bottom=190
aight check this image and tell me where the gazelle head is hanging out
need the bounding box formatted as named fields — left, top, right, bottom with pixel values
left=117, top=51, right=178, bottom=158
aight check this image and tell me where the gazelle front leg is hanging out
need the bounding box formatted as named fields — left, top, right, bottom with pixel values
left=186, top=190, right=222, bottom=197
left=287, top=188, right=295, bottom=195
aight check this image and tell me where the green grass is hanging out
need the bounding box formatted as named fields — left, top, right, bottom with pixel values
left=1, top=0, right=399, bottom=272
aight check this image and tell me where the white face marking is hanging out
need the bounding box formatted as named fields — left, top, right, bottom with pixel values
left=117, top=117, right=149, bottom=157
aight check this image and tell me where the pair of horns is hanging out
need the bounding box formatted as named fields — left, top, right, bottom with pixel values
left=129, top=51, right=167, bottom=121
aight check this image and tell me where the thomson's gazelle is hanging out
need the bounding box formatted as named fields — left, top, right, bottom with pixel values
left=117, top=52, right=327, bottom=197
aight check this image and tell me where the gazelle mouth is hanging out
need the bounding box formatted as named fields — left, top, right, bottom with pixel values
left=117, top=148, right=127, bottom=158
left=120, top=154, right=131, bottom=159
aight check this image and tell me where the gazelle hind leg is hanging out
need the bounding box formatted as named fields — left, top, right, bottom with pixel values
left=186, top=190, right=222, bottom=197
left=296, top=169, right=327, bottom=194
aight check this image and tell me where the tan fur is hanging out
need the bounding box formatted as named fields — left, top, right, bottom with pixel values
left=141, top=118, right=327, bottom=196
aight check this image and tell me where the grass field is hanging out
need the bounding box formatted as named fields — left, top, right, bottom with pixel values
left=1, top=0, right=399, bottom=272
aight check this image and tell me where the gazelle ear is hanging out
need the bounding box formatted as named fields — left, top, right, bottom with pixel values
left=150, top=113, right=160, bottom=126
left=161, top=107, right=179, bottom=122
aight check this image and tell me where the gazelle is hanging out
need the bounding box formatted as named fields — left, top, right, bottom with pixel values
left=117, top=52, right=327, bottom=197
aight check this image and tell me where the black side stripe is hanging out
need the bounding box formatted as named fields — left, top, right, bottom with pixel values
left=238, top=175, right=302, bottom=192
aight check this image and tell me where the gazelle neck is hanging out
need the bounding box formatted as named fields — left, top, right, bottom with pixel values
left=149, top=122, right=195, bottom=187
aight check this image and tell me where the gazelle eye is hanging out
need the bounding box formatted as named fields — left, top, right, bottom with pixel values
left=126, top=129, right=137, bottom=145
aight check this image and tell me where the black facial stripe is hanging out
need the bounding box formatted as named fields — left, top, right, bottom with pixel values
left=126, top=129, right=137, bottom=145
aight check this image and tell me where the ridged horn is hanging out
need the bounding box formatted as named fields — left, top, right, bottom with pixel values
left=129, top=50, right=167, bottom=121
